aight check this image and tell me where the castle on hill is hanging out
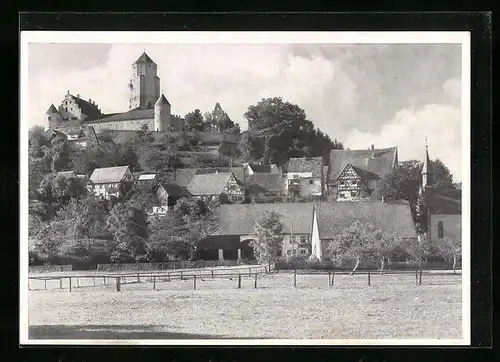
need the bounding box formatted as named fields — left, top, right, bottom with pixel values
left=44, top=52, right=231, bottom=134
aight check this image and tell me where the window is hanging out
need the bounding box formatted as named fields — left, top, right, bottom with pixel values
left=300, top=236, right=307, bottom=244
left=309, top=179, right=313, bottom=185
left=72, top=117, right=77, bottom=120
left=340, top=181, right=345, bottom=185
left=65, top=107, right=68, bottom=112
left=438, top=221, right=444, bottom=239
left=48, top=116, right=51, bottom=120
left=339, top=192, right=345, bottom=198
left=300, top=249, right=306, bottom=255
left=231, top=196, right=237, bottom=202
left=351, top=191, right=357, bottom=197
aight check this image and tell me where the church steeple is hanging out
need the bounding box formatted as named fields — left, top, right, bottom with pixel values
left=421, top=137, right=433, bottom=190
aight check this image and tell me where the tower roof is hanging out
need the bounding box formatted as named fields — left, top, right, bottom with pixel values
left=422, top=143, right=432, bottom=175
left=134, top=52, right=155, bottom=64
left=45, top=104, right=59, bottom=115
left=155, top=93, right=171, bottom=106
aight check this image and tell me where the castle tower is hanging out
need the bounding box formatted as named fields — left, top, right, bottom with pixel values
left=128, top=52, right=160, bottom=110
left=45, top=104, right=62, bottom=129
left=154, top=93, right=171, bottom=132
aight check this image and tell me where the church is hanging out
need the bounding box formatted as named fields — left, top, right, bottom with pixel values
left=44, top=52, right=185, bottom=135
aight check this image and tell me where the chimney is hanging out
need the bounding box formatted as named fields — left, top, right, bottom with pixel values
left=371, top=144, right=374, bottom=151
left=93, top=101, right=95, bottom=105
left=370, top=144, right=375, bottom=158
left=89, top=98, right=92, bottom=103
left=67, top=90, right=70, bottom=95
left=381, top=196, right=385, bottom=204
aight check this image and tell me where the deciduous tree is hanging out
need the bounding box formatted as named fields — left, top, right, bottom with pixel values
left=250, top=211, right=284, bottom=264
left=184, top=109, right=205, bottom=132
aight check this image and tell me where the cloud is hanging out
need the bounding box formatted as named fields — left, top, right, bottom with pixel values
left=345, top=103, right=462, bottom=182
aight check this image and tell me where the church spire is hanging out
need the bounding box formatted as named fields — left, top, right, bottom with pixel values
left=421, top=137, right=432, bottom=190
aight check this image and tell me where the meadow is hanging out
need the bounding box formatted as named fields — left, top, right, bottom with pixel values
left=27, top=271, right=462, bottom=340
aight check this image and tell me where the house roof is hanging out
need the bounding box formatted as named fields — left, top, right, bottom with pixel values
left=89, top=166, right=131, bottom=184
left=157, top=182, right=192, bottom=198
left=350, top=165, right=381, bottom=180
left=216, top=203, right=314, bottom=236
left=315, top=201, right=417, bottom=240
left=329, top=147, right=398, bottom=182
left=134, top=52, right=155, bottom=64
left=57, top=171, right=77, bottom=178
left=186, top=172, right=233, bottom=196
left=427, top=188, right=462, bottom=214
left=248, top=174, right=286, bottom=194
left=247, top=163, right=272, bottom=173
left=138, top=174, right=156, bottom=181
left=83, top=108, right=154, bottom=124
left=54, top=127, right=84, bottom=138
left=45, top=104, right=60, bottom=115
left=69, top=94, right=102, bottom=121
left=175, top=167, right=245, bottom=187
left=287, top=157, right=323, bottom=177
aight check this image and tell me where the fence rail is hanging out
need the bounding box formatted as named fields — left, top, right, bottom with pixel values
left=95, top=260, right=258, bottom=272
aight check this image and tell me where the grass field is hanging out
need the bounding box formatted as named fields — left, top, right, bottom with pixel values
left=28, top=272, right=462, bottom=340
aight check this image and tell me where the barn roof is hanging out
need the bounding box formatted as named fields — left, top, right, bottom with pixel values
left=216, top=203, right=314, bottom=236
left=248, top=174, right=286, bottom=194
left=157, top=182, right=192, bottom=198
left=315, top=201, right=417, bottom=240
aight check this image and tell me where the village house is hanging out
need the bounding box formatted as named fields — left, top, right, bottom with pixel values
left=214, top=203, right=315, bottom=261
left=88, top=165, right=136, bottom=200
left=137, top=173, right=157, bottom=184
left=310, top=201, right=418, bottom=261
left=152, top=182, right=191, bottom=214
left=186, top=171, right=245, bottom=202
left=44, top=125, right=99, bottom=150
left=285, top=156, right=325, bottom=200
left=327, top=145, right=398, bottom=201
left=247, top=173, right=287, bottom=203
left=57, top=170, right=87, bottom=180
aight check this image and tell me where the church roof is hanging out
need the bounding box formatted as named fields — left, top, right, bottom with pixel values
left=329, top=147, right=398, bottom=182
left=155, top=94, right=171, bottom=106
left=84, top=108, right=154, bottom=123
left=45, top=104, right=60, bottom=115
left=134, top=52, right=155, bottom=64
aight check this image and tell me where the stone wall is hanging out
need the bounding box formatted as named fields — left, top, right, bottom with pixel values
left=91, top=118, right=154, bottom=131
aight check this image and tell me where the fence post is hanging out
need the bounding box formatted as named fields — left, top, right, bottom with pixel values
left=249, top=268, right=251, bottom=277
left=69, top=277, right=72, bottom=293
left=153, top=276, right=156, bottom=290
left=328, top=272, right=331, bottom=286
left=294, top=269, right=297, bottom=288
left=93, top=277, right=96, bottom=286
left=368, top=272, right=371, bottom=286
left=415, top=269, right=418, bottom=286
left=180, top=271, right=183, bottom=280
left=254, top=273, right=258, bottom=289
left=59, top=278, right=63, bottom=289
left=44, top=279, right=47, bottom=290
left=116, top=277, right=121, bottom=292
left=103, top=276, right=106, bottom=286
left=332, top=271, right=335, bottom=286
left=238, top=274, right=242, bottom=289
left=211, top=269, right=214, bottom=278
left=137, top=273, right=140, bottom=283
left=168, top=272, right=171, bottom=282
left=265, top=266, right=268, bottom=274
left=419, top=268, right=423, bottom=286
left=77, top=277, right=80, bottom=288
left=193, top=275, right=197, bottom=290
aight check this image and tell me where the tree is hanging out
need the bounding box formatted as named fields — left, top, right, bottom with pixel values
left=139, top=148, right=180, bottom=173
left=34, top=220, right=68, bottom=261
left=325, top=220, right=390, bottom=275
left=431, top=159, right=454, bottom=189
left=250, top=211, right=284, bottom=264
left=184, top=109, right=205, bottom=132
left=147, top=214, right=191, bottom=261
left=218, top=141, right=242, bottom=166
left=365, top=229, right=402, bottom=274
left=45, top=139, right=71, bottom=172
left=238, top=132, right=266, bottom=161
left=106, top=203, right=148, bottom=262
left=435, top=236, right=462, bottom=273
left=376, top=160, right=422, bottom=202
left=414, top=191, right=428, bottom=234
left=401, top=234, right=435, bottom=269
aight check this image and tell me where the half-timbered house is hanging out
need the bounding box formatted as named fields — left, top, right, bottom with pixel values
left=88, top=165, right=136, bottom=200
left=186, top=172, right=245, bottom=202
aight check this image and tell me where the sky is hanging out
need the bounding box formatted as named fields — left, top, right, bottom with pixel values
left=27, top=42, right=463, bottom=181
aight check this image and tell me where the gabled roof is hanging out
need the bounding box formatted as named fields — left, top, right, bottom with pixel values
left=247, top=163, right=272, bottom=173
left=134, top=52, right=155, bottom=64
left=349, top=165, right=381, bottom=180
left=54, top=127, right=85, bottom=138
left=155, top=94, right=171, bottom=106
left=216, top=203, right=314, bottom=236
left=329, top=147, right=398, bottom=182
left=69, top=94, right=102, bottom=121
left=157, top=182, right=192, bottom=198
left=186, top=172, right=233, bottom=196
left=248, top=174, right=286, bottom=194
left=315, top=201, right=417, bottom=240
left=89, top=166, right=131, bottom=184
left=287, top=157, right=323, bottom=177
left=427, top=188, right=462, bottom=215
left=83, top=108, right=154, bottom=124
left=45, top=104, right=60, bottom=115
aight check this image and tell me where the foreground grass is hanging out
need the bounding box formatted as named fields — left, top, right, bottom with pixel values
left=28, top=273, right=462, bottom=340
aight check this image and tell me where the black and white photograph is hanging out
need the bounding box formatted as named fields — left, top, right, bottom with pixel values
left=20, top=31, right=470, bottom=345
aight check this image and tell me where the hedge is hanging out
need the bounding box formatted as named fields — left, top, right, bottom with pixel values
left=275, top=259, right=462, bottom=271
left=96, top=260, right=258, bottom=272
left=28, top=265, right=73, bottom=273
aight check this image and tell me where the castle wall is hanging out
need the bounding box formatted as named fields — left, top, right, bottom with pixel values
left=91, top=118, right=155, bottom=131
